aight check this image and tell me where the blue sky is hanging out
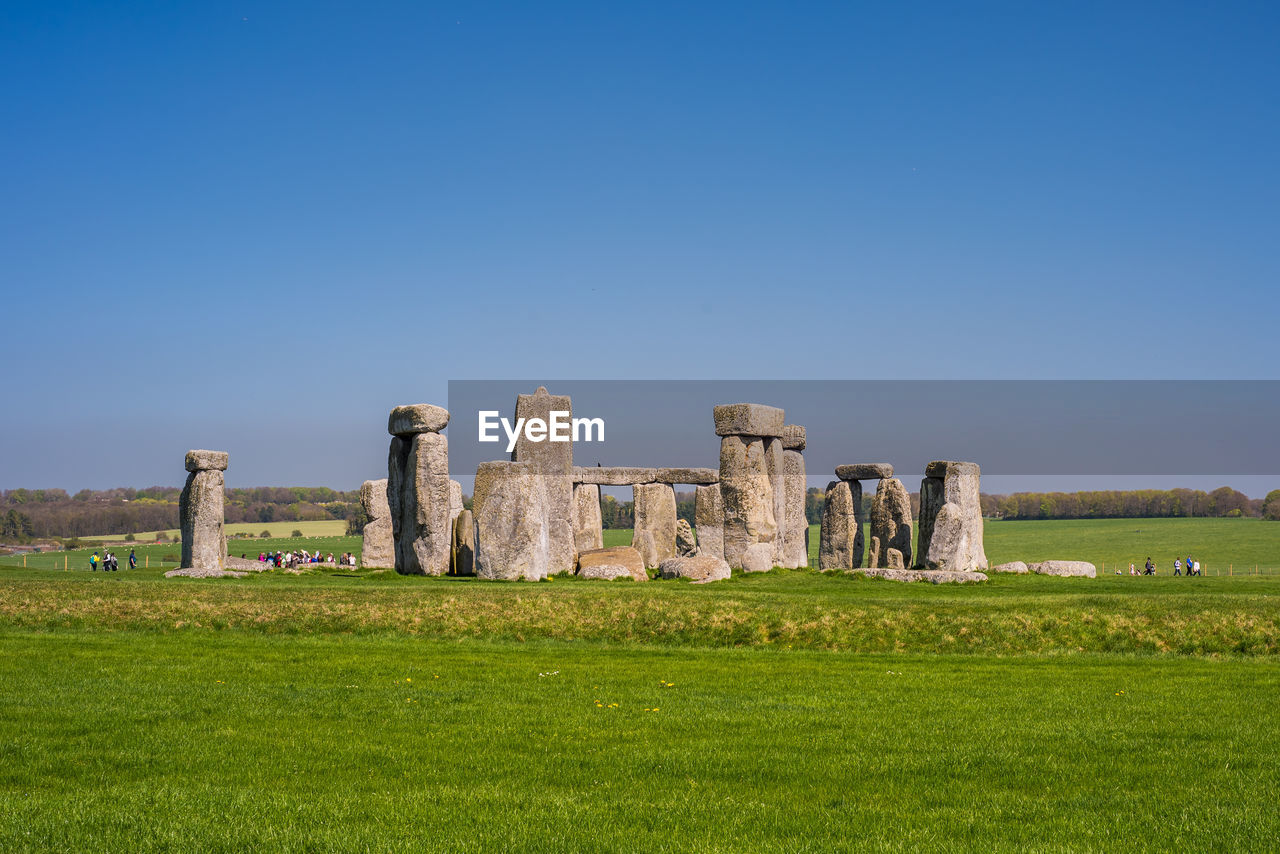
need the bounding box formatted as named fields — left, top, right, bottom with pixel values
left=2, top=2, right=1277, bottom=491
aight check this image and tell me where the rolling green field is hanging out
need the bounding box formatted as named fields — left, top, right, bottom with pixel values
left=90, top=519, right=349, bottom=544
left=2, top=517, right=1279, bottom=850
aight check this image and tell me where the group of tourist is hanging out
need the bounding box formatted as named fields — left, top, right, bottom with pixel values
left=1122, top=555, right=1202, bottom=576
left=255, top=550, right=358, bottom=568
left=89, top=549, right=137, bottom=571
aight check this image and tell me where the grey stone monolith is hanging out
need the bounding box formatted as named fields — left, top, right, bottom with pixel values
left=179, top=449, right=227, bottom=572
left=449, top=480, right=464, bottom=528
left=387, top=430, right=452, bottom=576
left=675, top=518, right=697, bottom=556
left=870, top=477, right=913, bottom=569
left=452, top=508, right=475, bottom=576
left=781, top=447, right=809, bottom=568
left=359, top=478, right=394, bottom=569
left=764, top=437, right=787, bottom=565
left=719, top=434, right=777, bottom=569
left=694, top=483, right=724, bottom=561
left=473, top=461, right=551, bottom=581
left=511, top=387, right=576, bottom=575
left=819, top=479, right=863, bottom=570
left=572, top=483, right=604, bottom=553
left=632, top=482, right=677, bottom=569
left=916, top=460, right=987, bottom=572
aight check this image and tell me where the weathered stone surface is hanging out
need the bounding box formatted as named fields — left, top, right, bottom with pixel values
left=694, top=484, right=724, bottom=561
left=867, top=535, right=881, bottom=570
left=452, top=508, right=475, bottom=576
left=388, top=431, right=452, bottom=576
left=184, top=450, right=228, bottom=472
left=886, top=548, right=905, bottom=569
left=388, top=403, right=449, bottom=436
left=869, top=477, right=913, bottom=569
left=764, top=438, right=787, bottom=565
left=359, top=478, right=394, bottom=568
left=781, top=448, right=808, bottom=568
left=571, top=466, right=658, bottom=486
left=990, top=561, right=1030, bottom=574
left=713, top=403, right=785, bottom=438
left=675, top=518, right=697, bottom=556
left=742, top=542, right=775, bottom=573
left=1029, top=560, right=1097, bottom=578
left=835, top=463, right=894, bottom=481
left=449, top=480, right=464, bottom=527
left=473, top=461, right=551, bottom=581
left=818, top=479, right=863, bottom=570
left=165, top=567, right=245, bottom=579
left=850, top=568, right=988, bottom=584
left=655, top=467, right=719, bottom=485
left=511, top=386, right=576, bottom=574
left=916, top=460, right=987, bottom=572
left=180, top=462, right=226, bottom=572
left=572, top=483, right=604, bottom=553
left=577, top=546, right=647, bottom=582
left=781, top=424, right=806, bottom=451
left=632, top=483, right=677, bottom=569
left=658, top=554, right=731, bottom=583
left=719, top=435, right=778, bottom=569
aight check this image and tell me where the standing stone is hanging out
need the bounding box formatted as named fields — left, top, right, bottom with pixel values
left=632, top=482, right=677, bottom=569
left=818, top=479, right=863, bottom=570
left=885, top=548, right=905, bottom=570
left=781, top=448, right=809, bottom=568
left=452, top=508, right=475, bottom=576
left=719, top=434, right=777, bottom=569
left=916, top=461, right=987, bottom=572
left=179, top=450, right=227, bottom=572
left=742, top=542, right=775, bottom=573
left=359, top=478, right=394, bottom=569
left=764, top=438, right=787, bottom=565
left=869, top=477, right=913, bottom=569
left=511, top=387, right=576, bottom=575
left=572, top=483, right=604, bottom=553
left=867, top=535, right=881, bottom=571
left=675, top=518, right=698, bottom=556
left=473, top=461, right=551, bottom=581
left=694, top=483, right=724, bottom=561
left=388, top=430, right=452, bottom=576
left=449, top=480, right=464, bottom=529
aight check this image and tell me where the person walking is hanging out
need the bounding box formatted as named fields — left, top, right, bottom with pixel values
left=90, top=551, right=100, bottom=571
left=1173, top=558, right=1182, bottom=576
left=1145, top=557, right=1154, bottom=575
left=128, top=549, right=137, bottom=570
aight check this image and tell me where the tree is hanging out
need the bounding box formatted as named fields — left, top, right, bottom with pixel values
left=1264, top=490, right=1280, bottom=521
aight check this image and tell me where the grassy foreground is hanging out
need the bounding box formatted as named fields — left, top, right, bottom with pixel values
left=2, top=631, right=1277, bottom=852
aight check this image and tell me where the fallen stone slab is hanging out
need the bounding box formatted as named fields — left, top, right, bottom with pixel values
left=849, top=568, right=988, bottom=584
left=990, top=561, right=1029, bottom=574
left=713, top=403, right=785, bottom=438
left=655, top=467, right=719, bottom=485
left=185, top=450, right=229, bottom=472
left=835, top=463, right=894, bottom=481
left=571, top=466, right=658, bottom=486
left=165, top=567, right=246, bottom=579
left=388, top=403, right=450, bottom=436
left=577, top=546, right=648, bottom=582
left=223, top=555, right=271, bottom=572
left=658, top=555, right=731, bottom=584
left=1029, top=560, right=1097, bottom=578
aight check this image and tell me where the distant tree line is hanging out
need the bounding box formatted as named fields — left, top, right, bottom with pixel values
left=0, top=486, right=361, bottom=541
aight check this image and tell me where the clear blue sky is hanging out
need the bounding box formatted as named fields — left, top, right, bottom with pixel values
left=2, top=2, right=1277, bottom=491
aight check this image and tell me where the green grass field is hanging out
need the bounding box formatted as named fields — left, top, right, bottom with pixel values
left=2, top=517, right=1279, bottom=850
left=90, top=519, right=349, bottom=544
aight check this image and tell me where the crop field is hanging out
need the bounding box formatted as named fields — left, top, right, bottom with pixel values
left=2, top=516, right=1279, bottom=850
left=90, top=519, right=349, bottom=544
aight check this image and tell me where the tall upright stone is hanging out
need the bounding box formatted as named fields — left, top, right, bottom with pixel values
left=511, top=387, right=576, bottom=575
left=473, top=461, right=551, bottom=581
left=916, top=461, right=987, bottom=572
left=869, top=477, right=913, bottom=569
left=452, top=508, right=475, bottom=576
left=180, top=450, right=228, bottom=572
left=359, top=478, right=394, bottom=569
left=764, top=438, right=787, bottom=565
left=572, top=483, right=604, bottom=554
left=632, top=482, right=677, bottom=569
left=818, top=479, right=863, bottom=570
left=718, top=434, right=778, bottom=569
left=387, top=404, right=452, bottom=576
left=780, top=424, right=808, bottom=569
left=449, top=480, right=464, bottom=528
left=694, top=483, right=724, bottom=560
